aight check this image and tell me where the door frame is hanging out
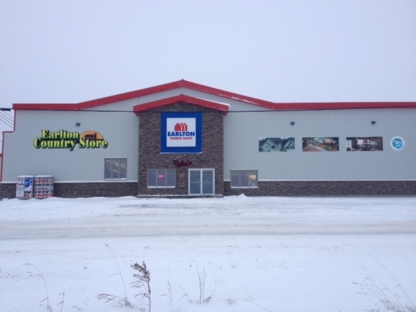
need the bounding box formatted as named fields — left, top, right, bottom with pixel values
left=188, top=168, right=215, bottom=195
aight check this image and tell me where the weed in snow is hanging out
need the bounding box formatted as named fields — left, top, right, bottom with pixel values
left=355, top=255, right=416, bottom=312
left=25, top=263, right=52, bottom=312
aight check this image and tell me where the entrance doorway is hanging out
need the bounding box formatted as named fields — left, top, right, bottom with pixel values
left=188, top=169, right=215, bottom=195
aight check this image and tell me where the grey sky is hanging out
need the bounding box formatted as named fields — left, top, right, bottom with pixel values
left=1, top=0, right=415, bottom=134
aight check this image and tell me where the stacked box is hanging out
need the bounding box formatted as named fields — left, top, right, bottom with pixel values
left=16, top=176, right=34, bottom=199
left=34, top=175, right=54, bottom=199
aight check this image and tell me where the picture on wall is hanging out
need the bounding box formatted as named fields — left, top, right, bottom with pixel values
left=346, top=137, right=383, bottom=151
left=259, top=137, right=295, bottom=152
left=302, top=137, right=339, bottom=152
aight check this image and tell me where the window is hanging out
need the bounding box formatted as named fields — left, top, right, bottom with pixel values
left=148, top=169, right=176, bottom=187
left=105, top=158, right=127, bottom=180
left=231, top=170, right=258, bottom=188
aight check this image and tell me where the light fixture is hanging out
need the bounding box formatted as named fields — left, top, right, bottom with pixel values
left=371, top=121, right=376, bottom=125
left=76, top=123, right=81, bottom=127
left=290, top=122, right=295, bottom=126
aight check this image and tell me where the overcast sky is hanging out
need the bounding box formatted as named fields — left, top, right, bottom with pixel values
left=1, top=0, right=415, bottom=134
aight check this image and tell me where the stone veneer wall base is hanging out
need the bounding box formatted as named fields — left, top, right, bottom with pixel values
left=136, top=194, right=224, bottom=198
left=0, top=183, right=15, bottom=198
left=0, top=182, right=137, bottom=199
left=224, top=181, right=416, bottom=196
left=54, top=182, right=138, bottom=198
left=1, top=181, right=415, bottom=199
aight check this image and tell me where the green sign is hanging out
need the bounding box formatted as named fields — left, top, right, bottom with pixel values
left=34, top=130, right=108, bottom=151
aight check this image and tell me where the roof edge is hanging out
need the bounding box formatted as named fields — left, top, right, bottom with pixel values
left=133, top=94, right=229, bottom=114
left=11, top=79, right=416, bottom=111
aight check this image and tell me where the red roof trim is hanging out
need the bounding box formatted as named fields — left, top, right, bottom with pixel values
left=179, top=80, right=276, bottom=108
left=13, top=103, right=76, bottom=111
left=12, top=79, right=416, bottom=111
left=133, top=94, right=229, bottom=114
left=267, top=101, right=416, bottom=110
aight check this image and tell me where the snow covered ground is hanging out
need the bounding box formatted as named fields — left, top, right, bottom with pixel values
left=1, top=195, right=415, bottom=312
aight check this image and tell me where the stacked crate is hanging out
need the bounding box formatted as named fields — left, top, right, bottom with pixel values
left=16, top=175, right=34, bottom=199
left=34, top=175, right=54, bottom=199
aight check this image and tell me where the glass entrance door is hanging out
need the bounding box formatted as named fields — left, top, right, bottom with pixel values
left=189, top=169, right=214, bottom=195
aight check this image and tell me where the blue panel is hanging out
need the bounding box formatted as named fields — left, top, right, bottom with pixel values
left=161, top=112, right=202, bottom=154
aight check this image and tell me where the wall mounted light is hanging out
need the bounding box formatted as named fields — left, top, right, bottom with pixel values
left=290, top=122, right=295, bottom=126
left=371, top=121, right=376, bottom=125
left=76, top=123, right=81, bottom=127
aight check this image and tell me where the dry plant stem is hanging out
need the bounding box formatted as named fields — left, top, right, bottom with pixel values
left=105, top=244, right=129, bottom=303
left=244, top=299, right=272, bottom=312
left=25, top=263, right=51, bottom=312
left=361, top=266, right=405, bottom=309
left=197, top=266, right=206, bottom=304
left=131, top=262, right=151, bottom=312
left=57, top=292, right=65, bottom=312
left=169, top=267, right=215, bottom=305
left=356, top=255, right=416, bottom=312
left=97, top=293, right=132, bottom=307
left=168, top=274, right=192, bottom=302
left=166, top=280, right=173, bottom=306
left=369, top=253, right=415, bottom=309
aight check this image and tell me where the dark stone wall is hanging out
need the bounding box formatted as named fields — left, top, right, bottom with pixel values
left=224, top=180, right=416, bottom=196
left=137, top=102, right=224, bottom=196
left=0, top=183, right=15, bottom=198
left=0, top=182, right=137, bottom=198
left=54, top=182, right=137, bottom=198
left=2, top=180, right=415, bottom=198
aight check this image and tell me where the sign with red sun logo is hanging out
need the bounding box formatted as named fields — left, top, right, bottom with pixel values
left=161, top=112, right=202, bottom=153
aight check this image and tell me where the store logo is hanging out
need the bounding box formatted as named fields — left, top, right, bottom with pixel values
left=175, top=123, right=188, bottom=131
left=33, top=130, right=109, bottom=151
left=391, top=136, right=405, bottom=151
left=161, top=112, right=202, bottom=153
left=166, top=118, right=196, bottom=147
left=167, top=122, right=196, bottom=140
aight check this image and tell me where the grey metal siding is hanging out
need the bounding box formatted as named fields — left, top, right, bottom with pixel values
left=2, top=110, right=138, bottom=182
left=94, top=88, right=268, bottom=112
left=224, top=108, right=415, bottom=181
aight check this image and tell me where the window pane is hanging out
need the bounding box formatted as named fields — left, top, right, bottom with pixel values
left=119, top=159, right=127, bottom=179
left=166, top=169, right=175, bottom=187
left=231, top=171, right=240, bottom=187
left=148, top=169, right=176, bottom=187
left=202, top=170, right=213, bottom=182
left=148, top=169, right=156, bottom=186
left=189, top=170, right=200, bottom=194
left=202, top=170, right=213, bottom=194
left=113, top=160, right=120, bottom=179
left=248, top=171, right=258, bottom=187
left=202, top=182, right=213, bottom=194
left=157, top=169, right=166, bottom=186
left=105, top=159, right=113, bottom=179
left=105, top=158, right=127, bottom=180
left=240, top=171, right=249, bottom=187
left=231, top=170, right=258, bottom=188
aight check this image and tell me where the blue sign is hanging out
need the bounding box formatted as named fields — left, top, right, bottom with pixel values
left=391, top=136, right=405, bottom=151
left=161, top=112, right=202, bottom=154
left=24, top=178, right=33, bottom=191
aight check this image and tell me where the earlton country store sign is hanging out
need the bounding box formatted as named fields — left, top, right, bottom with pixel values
left=33, top=130, right=108, bottom=151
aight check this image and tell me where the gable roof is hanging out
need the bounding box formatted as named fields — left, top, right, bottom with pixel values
left=12, top=79, right=416, bottom=111
left=133, top=94, right=229, bottom=114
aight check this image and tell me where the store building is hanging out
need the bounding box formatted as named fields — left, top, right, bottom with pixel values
left=1, top=80, right=415, bottom=198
